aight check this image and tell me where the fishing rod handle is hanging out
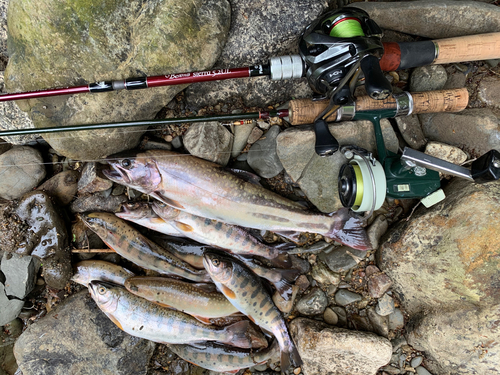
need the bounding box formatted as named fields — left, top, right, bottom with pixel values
left=288, top=88, right=469, bottom=125
left=380, top=32, right=500, bottom=71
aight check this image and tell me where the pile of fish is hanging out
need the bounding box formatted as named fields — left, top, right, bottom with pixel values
left=73, top=149, right=371, bottom=374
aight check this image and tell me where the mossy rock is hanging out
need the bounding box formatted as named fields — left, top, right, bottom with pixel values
left=5, top=0, right=230, bottom=159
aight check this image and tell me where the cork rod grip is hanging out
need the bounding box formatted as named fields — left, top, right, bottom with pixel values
left=434, top=33, right=500, bottom=64
left=288, top=88, right=469, bottom=125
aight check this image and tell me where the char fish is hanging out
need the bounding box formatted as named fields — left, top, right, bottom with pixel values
left=102, top=150, right=371, bottom=250
left=124, top=276, right=239, bottom=322
left=72, top=260, right=134, bottom=286
left=88, top=280, right=262, bottom=349
left=203, top=251, right=302, bottom=374
left=169, top=340, right=279, bottom=374
left=152, top=201, right=292, bottom=268
left=80, top=212, right=210, bottom=282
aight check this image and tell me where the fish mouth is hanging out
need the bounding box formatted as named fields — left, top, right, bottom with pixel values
left=102, top=165, right=131, bottom=185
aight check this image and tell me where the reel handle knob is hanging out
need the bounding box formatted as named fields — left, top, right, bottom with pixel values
left=313, top=118, right=339, bottom=157
left=471, top=149, right=500, bottom=183
left=360, top=54, right=393, bottom=100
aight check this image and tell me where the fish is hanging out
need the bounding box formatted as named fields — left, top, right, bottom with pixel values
left=169, top=339, right=279, bottom=374
left=79, top=212, right=210, bottom=282
left=71, top=260, right=135, bottom=286
left=102, top=150, right=371, bottom=250
left=152, top=201, right=293, bottom=268
left=115, top=201, right=182, bottom=237
left=124, top=276, right=239, bottom=322
left=88, top=280, right=264, bottom=349
left=150, top=234, right=209, bottom=269
left=203, top=251, right=302, bottom=374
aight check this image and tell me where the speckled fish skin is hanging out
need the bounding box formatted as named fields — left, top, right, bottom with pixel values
left=169, top=339, right=279, bottom=373
left=152, top=202, right=292, bottom=268
left=115, top=201, right=181, bottom=237
left=102, top=150, right=371, bottom=250
left=203, top=251, right=302, bottom=374
left=79, top=212, right=210, bottom=282
left=88, top=281, right=256, bottom=348
left=72, top=260, right=135, bottom=286
left=124, top=276, right=239, bottom=319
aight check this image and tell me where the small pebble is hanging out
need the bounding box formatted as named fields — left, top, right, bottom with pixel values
left=415, top=366, right=433, bottom=375
left=334, top=289, right=362, bottom=306
left=411, top=356, right=423, bottom=368
left=171, top=136, right=183, bottom=149
left=293, top=367, right=301, bottom=375
left=323, top=307, right=338, bottom=325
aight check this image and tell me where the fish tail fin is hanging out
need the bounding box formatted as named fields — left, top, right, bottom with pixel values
left=268, top=242, right=297, bottom=268
left=222, top=320, right=253, bottom=349
left=272, top=268, right=300, bottom=301
left=326, top=207, right=372, bottom=250
left=280, top=341, right=303, bottom=374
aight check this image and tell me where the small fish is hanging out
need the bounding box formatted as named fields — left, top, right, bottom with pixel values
left=88, top=280, right=262, bottom=349
left=72, top=260, right=135, bottom=286
left=203, top=251, right=302, bottom=374
left=124, top=276, right=239, bottom=322
left=150, top=234, right=209, bottom=269
left=152, top=201, right=292, bottom=268
left=115, top=201, right=181, bottom=237
left=79, top=212, right=210, bottom=282
left=102, top=150, right=371, bottom=250
left=169, top=340, right=279, bottom=374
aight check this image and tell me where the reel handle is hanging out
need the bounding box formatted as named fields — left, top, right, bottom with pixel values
left=360, top=55, right=393, bottom=100
left=313, top=119, right=339, bottom=157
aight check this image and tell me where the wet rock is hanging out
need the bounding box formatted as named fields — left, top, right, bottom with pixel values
left=185, top=1, right=328, bottom=108
left=406, top=304, right=500, bottom=375
left=14, top=291, right=155, bottom=375
left=419, top=108, right=499, bottom=156
left=1, top=253, right=36, bottom=299
left=477, top=76, right=500, bottom=109
left=411, top=357, right=424, bottom=368
left=7, top=191, right=72, bottom=289
left=296, top=287, right=328, bottom=316
left=6, top=0, right=231, bottom=160
left=247, top=126, right=264, bottom=145
left=290, top=317, right=392, bottom=375
left=319, top=246, right=367, bottom=274
left=334, top=290, right=362, bottom=306
left=376, top=294, right=395, bottom=317
left=0, top=283, right=24, bottom=326
left=272, top=284, right=299, bottom=314
left=232, top=122, right=256, bottom=158
left=183, top=122, right=233, bottom=166
left=0, top=73, right=38, bottom=146
left=388, top=308, right=405, bottom=331
left=310, top=261, right=341, bottom=286
left=0, top=146, right=46, bottom=200
left=36, top=170, right=80, bottom=206
left=0, top=318, right=23, bottom=375
left=378, top=179, right=500, bottom=315
left=367, top=270, right=393, bottom=299
left=351, top=1, right=500, bottom=39
left=415, top=367, right=433, bottom=375
left=394, top=115, right=427, bottom=151
left=247, top=125, right=283, bottom=179
left=410, top=65, right=448, bottom=92
left=276, top=120, right=398, bottom=213
left=78, top=162, right=113, bottom=194
left=323, top=307, right=338, bottom=326
left=331, top=306, right=347, bottom=328
left=295, top=275, right=311, bottom=294
left=367, top=307, right=389, bottom=338
left=70, top=193, right=128, bottom=214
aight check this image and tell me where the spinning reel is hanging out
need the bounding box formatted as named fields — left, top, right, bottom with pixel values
left=298, top=8, right=393, bottom=156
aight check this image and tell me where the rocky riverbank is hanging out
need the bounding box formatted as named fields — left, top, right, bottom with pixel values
left=0, top=1, right=499, bottom=375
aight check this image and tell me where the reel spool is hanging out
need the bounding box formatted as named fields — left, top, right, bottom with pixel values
left=299, top=8, right=392, bottom=104
left=338, top=152, right=386, bottom=214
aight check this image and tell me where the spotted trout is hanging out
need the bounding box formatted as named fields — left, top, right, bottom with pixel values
left=102, top=150, right=371, bottom=250
left=80, top=212, right=210, bottom=282
left=88, top=280, right=261, bottom=348
left=72, top=260, right=135, bottom=286
left=203, top=251, right=302, bottom=374
left=124, top=276, right=239, bottom=322
left=169, top=340, right=279, bottom=374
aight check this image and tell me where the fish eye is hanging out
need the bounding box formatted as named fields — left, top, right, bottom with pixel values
left=212, top=258, right=220, bottom=267
left=121, top=159, right=132, bottom=169
left=98, top=286, right=107, bottom=294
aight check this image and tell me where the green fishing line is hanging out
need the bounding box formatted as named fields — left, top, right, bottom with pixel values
left=329, top=18, right=365, bottom=38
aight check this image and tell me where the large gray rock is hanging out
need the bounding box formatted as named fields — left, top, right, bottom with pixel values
left=419, top=109, right=500, bottom=156
left=247, top=125, right=283, bottom=178
left=183, top=121, right=233, bottom=166
left=0, top=146, right=46, bottom=200
left=276, top=120, right=398, bottom=213
left=378, top=179, right=500, bottom=316
left=409, top=65, right=448, bottom=92
left=0, top=283, right=23, bottom=326
left=5, top=0, right=231, bottom=160
left=406, top=304, right=500, bottom=375
left=1, top=253, right=36, bottom=299
left=185, top=0, right=329, bottom=108
left=290, top=317, right=392, bottom=375
left=14, top=291, right=156, bottom=375
left=351, top=1, right=500, bottom=39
